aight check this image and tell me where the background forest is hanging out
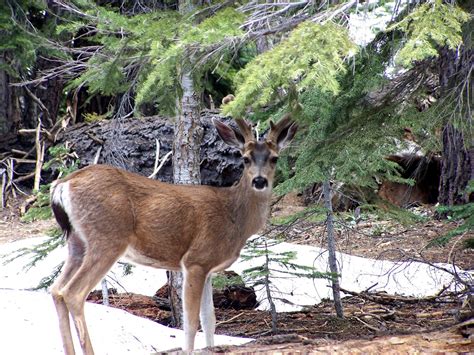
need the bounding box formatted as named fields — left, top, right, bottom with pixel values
left=0, top=0, right=473, bottom=352
left=1, top=0, right=472, bottom=202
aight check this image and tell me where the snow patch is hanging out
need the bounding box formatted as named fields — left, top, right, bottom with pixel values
left=0, top=289, right=249, bottom=355
left=1, top=236, right=469, bottom=314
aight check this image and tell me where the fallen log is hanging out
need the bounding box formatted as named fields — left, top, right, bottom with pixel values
left=56, top=111, right=243, bottom=187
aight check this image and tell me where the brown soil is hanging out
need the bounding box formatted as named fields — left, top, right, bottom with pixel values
left=0, top=195, right=55, bottom=244
left=87, top=291, right=473, bottom=353
left=271, top=193, right=473, bottom=270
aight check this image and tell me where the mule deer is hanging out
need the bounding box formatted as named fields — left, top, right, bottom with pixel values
left=50, top=116, right=297, bottom=354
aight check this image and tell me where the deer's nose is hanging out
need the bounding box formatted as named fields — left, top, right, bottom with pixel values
left=252, top=177, right=268, bottom=190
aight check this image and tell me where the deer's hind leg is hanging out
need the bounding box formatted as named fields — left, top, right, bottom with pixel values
left=200, top=275, right=216, bottom=347
left=61, top=233, right=128, bottom=355
left=51, top=231, right=86, bottom=355
left=53, top=230, right=128, bottom=355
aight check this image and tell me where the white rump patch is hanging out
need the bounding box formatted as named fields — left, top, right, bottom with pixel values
left=51, top=181, right=73, bottom=219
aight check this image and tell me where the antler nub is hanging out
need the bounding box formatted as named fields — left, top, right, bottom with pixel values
left=267, top=114, right=296, bottom=145
left=235, top=118, right=254, bottom=142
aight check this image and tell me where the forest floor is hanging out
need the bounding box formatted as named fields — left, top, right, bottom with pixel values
left=0, top=193, right=473, bottom=353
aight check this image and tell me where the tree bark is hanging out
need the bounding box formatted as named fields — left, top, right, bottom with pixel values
left=0, top=53, right=21, bottom=142
left=439, top=124, right=473, bottom=205
left=172, top=70, right=203, bottom=184
left=169, top=50, right=203, bottom=328
left=438, top=45, right=473, bottom=205
left=322, top=180, right=344, bottom=318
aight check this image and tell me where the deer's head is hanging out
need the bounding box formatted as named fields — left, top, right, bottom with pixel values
left=214, top=115, right=297, bottom=192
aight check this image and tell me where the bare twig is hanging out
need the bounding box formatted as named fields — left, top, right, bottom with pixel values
left=447, top=232, right=468, bottom=265
left=216, top=312, right=245, bottom=326
left=23, top=85, right=53, bottom=127
left=34, top=120, right=45, bottom=191
left=148, top=139, right=172, bottom=179
left=353, top=315, right=381, bottom=332
left=93, top=147, right=102, bottom=165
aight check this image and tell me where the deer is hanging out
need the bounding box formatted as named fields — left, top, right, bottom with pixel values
left=49, top=115, right=297, bottom=354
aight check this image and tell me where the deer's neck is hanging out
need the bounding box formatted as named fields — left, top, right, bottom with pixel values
left=228, top=179, right=272, bottom=238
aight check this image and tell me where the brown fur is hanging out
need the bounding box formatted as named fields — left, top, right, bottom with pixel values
left=50, top=117, right=296, bottom=354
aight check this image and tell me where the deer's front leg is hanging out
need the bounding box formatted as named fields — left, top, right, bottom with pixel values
left=200, top=275, right=216, bottom=347
left=182, top=265, right=207, bottom=351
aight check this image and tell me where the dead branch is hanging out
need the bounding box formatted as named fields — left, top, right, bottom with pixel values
left=11, top=158, right=36, bottom=164
left=13, top=172, right=36, bottom=183
left=0, top=168, right=6, bottom=209
left=216, top=312, right=245, bottom=326
left=7, top=158, right=15, bottom=199
left=340, top=287, right=447, bottom=306
left=11, top=149, right=31, bottom=157
left=148, top=139, right=172, bottom=179
left=353, top=315, right=381, bottom=332
left=85, top=131, right=105, bottom=145
left=18, top=129, right=38, bottom=135
left=93, top=147, right=102, bottom=165
left=20, top=195, right=38, bottom=215
left=23, top=85, right=53, bottom=127
left=33, top=120, right=45, bottom=191
left=448, top=233, right=468, bottom=265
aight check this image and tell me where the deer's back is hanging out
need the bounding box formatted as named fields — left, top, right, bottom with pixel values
left=53, top=164, right=242, bottom=271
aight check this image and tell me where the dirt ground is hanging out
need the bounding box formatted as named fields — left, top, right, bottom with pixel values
left=86, top=291, right=473, bottom=353
left=1, top=193, right=473, bottom=353
left=271, top=193, right=473, bottom=270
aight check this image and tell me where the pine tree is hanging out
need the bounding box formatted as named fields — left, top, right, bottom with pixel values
left=241, top=235, right=330, bottom=331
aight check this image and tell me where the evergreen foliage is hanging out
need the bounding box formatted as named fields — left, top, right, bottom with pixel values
left=432, top=181, right=474, bottom=247
left=21, top=184, right=53, bottom=222
left=212, top=273, right=245, bottom=290
left=135, top=7, right=244, bottom=112
left=223, top=21, right=355, bottom=117
left=56, top=1, right=245, bottom=115
left=275, top=43, right=406, bottom=194
left=388, top=0, right=470, bottom=67
left=2, top=227, right=64, bottom=273
left=0, top=1, right=45, bottom=75
left=241, top=236, right=330, bottom=302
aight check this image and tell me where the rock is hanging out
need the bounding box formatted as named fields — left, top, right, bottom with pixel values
left=153, top=271, right=258, bottom=311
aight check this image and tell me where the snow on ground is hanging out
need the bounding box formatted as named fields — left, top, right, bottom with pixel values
left=0, top=237, right=167, bottom=295
left=348, top=1, right=401, bottom=46
left=232, top=237, right=468, bottom=311
left=1, top=236, right=467, bottom=315
left=0, top=289, right=249, bottom=355
left=0, top=237, right=251, bottom=354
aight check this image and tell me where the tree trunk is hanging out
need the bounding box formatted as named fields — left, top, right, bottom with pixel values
left=439, top=124, right=473, bottom=205
left=33, top=57, right=64, bottom=128
left=0, top=53, right=22, bottom=148
left=437, top=43, right=473, bottom=205
left=172, top=70, right=203, bottom=184
left=264, top=239, right=278, bottom=333
left=169, top=53, right=203, bottom=328
left=322, top=180, right=344, bottom=318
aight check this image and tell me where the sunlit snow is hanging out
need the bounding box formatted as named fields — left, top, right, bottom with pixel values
left=1, top=236, right=468, bottom=315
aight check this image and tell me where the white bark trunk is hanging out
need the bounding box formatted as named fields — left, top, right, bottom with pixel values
left=169, top=63, right=203, bottom=328
left=172, top=70, right=202, bottom=185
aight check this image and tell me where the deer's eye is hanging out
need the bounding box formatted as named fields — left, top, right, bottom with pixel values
left=243, top=157, right=251, bottom=165
left=270, top=156, right=279, bottom=164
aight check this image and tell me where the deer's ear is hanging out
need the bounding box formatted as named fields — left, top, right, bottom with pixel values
left=213, top=119, right=245, bottom=149
left=268, top=115, right=298, bottom=151
left=275, top=121, right=297, bottom=150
